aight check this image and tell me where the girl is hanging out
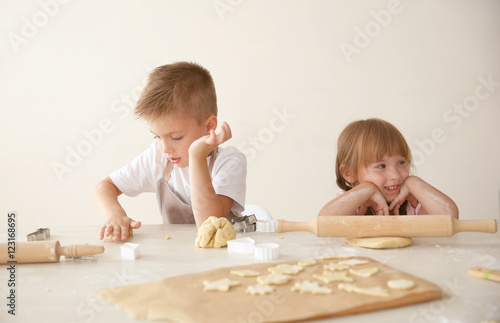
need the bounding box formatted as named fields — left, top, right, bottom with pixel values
left=319, top=118, right=459, bottom=218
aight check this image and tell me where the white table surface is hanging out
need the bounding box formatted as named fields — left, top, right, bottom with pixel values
left=1, top=224, right=499, bottom=323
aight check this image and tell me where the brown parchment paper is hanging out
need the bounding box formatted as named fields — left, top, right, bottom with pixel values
left=92, top=257, right=441, bottom=322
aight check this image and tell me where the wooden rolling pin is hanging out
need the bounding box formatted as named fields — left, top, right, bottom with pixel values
left=276, top=215, right=497, bottom=237
left=0, top=241, right=105, bottom=264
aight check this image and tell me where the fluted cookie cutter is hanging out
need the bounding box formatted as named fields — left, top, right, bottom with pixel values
left=254, top=243, right=279, bottom=261
left=27, top=228, right=50, bottom=241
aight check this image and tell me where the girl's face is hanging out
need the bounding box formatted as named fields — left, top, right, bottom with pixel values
left=355, top=154, right=410, bottom=203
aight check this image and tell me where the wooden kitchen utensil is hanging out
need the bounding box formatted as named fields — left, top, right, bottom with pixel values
left=277, top=215, right=497, bottom=237
left=0, top=240, right=105, bottom=264
left=93, top=257, right=442, bottom=322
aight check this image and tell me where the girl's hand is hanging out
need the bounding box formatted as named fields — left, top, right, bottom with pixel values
left=359, top=187, right=389, bottom=215
left=389, top=177, right=419, bottom=215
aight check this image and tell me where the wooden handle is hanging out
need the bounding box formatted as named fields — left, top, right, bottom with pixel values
left=468, top=267, right=500, bottom=282
left=277, top=215, right=497, bottom=237
left=0, top=241, right=105, bottom=264
left=58, top=244, right=105, bottom=258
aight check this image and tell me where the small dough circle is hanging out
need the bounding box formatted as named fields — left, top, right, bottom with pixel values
left=387, top=279, right=416, bottom=290
left=344, top=237, right=412, bottom=249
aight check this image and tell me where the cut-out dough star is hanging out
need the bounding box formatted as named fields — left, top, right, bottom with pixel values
left=321, top=254, right=353, bottom=260
left=323, top=263, right=350, bottom=271
left=230, top=269, right=261, bottom=277
left=245, top=285, right=275, bottom=295
left=338, top=259, right=370, bottom=266
left=298, top=259, right=317, bottom=267
left=349, top=267, right=379, bottom=277
left=291, top=280, right=333, bottom=294
left=257, top=274, right=293, bottom=285
left=268, top=264, right=304, bottom=275
left=313, top=270, right=354, bottom=283
left=338, top=283, right=389, bottom=297
left=203, top=278, right=241, bottom=292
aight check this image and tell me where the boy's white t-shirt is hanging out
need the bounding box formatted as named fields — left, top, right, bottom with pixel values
left=110, top=141, right=247, bottom=214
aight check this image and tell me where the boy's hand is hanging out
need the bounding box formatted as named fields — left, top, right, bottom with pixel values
left=359, top=187, right=389, bottom=215
left=389, top=176, right=419, bottom=215
left=189, top=122, right=232, bottom=159
left=99, top=214, right=142, bottom=241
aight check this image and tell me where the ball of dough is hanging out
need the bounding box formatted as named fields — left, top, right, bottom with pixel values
left=344, top=237, right=412, bottom=249
left=195, top=216, right=236, bottom=248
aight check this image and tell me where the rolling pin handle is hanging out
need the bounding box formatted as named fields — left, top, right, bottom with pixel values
left=58, top=244, right=105, bottom=258
left=452, top=218, right=497, bottom=235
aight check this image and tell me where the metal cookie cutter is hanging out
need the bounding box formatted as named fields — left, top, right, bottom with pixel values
left=27, top=228, right=50, bottom=241
left=231, top=214, right=257, bottom=232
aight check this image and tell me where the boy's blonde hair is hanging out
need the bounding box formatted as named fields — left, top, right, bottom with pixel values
left=336, top=118, right=413, bottom=191
left=135, top=62, right=217, bottom=123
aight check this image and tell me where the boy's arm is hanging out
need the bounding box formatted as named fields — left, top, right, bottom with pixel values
left=389, top=176, right=459, bottom=219
left=93, top=177, right=141, bottom=241
left=318, top=182, right=389, bottom=216
left=189, top=122, right=235, bottom=228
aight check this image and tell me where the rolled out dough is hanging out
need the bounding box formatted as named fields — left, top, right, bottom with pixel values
left=344, top=237, right=412, bottom=249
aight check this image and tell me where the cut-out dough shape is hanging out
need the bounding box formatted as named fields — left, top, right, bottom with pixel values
left=344, top=237, right=412, bottom=249
left=338, top=259, right=370, bottom=267
left=387, top=279, right=416, bottom=290
left=245, top=285, right=275, bottom=295
left=268, top=264, right=304, bottom=275
left=298, top=259, right=317, bottom=267
left=195, top=216, right=236, bottom=248
left=257, top=274, right=293, bottom=285
left=313, top=271, right=353, bottom=283
left=349, top=267, right=379, bottom=277
left=203, top=278, right=241, bottom=292
left=230, top=269, right=261, bottom=277
left=291, top=280, right=333, bottom=295
left=338, top=283, right=389, bottom=297
left=323, top=263, right=350, bottom=271
left=321, top=254, right=352, bottom=260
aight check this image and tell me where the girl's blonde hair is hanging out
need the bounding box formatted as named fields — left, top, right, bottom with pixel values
left=336, top=118, right=413, bottom=191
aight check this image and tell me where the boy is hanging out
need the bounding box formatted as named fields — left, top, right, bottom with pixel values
left=93, top=62, right=247, bottom=241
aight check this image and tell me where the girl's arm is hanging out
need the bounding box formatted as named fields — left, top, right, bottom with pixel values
left=389, top=176, right=459, bottom=219
left=319, top=182, right=389, bottom=216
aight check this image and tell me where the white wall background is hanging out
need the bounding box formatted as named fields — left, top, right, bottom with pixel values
left=1, top=0, right=499, bottom=229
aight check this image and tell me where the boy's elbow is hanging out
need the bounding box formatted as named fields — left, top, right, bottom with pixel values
left=94, top=177, right=121, bottom=196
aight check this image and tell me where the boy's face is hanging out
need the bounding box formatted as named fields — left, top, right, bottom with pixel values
left=148, top=114, right=212, bottom=168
